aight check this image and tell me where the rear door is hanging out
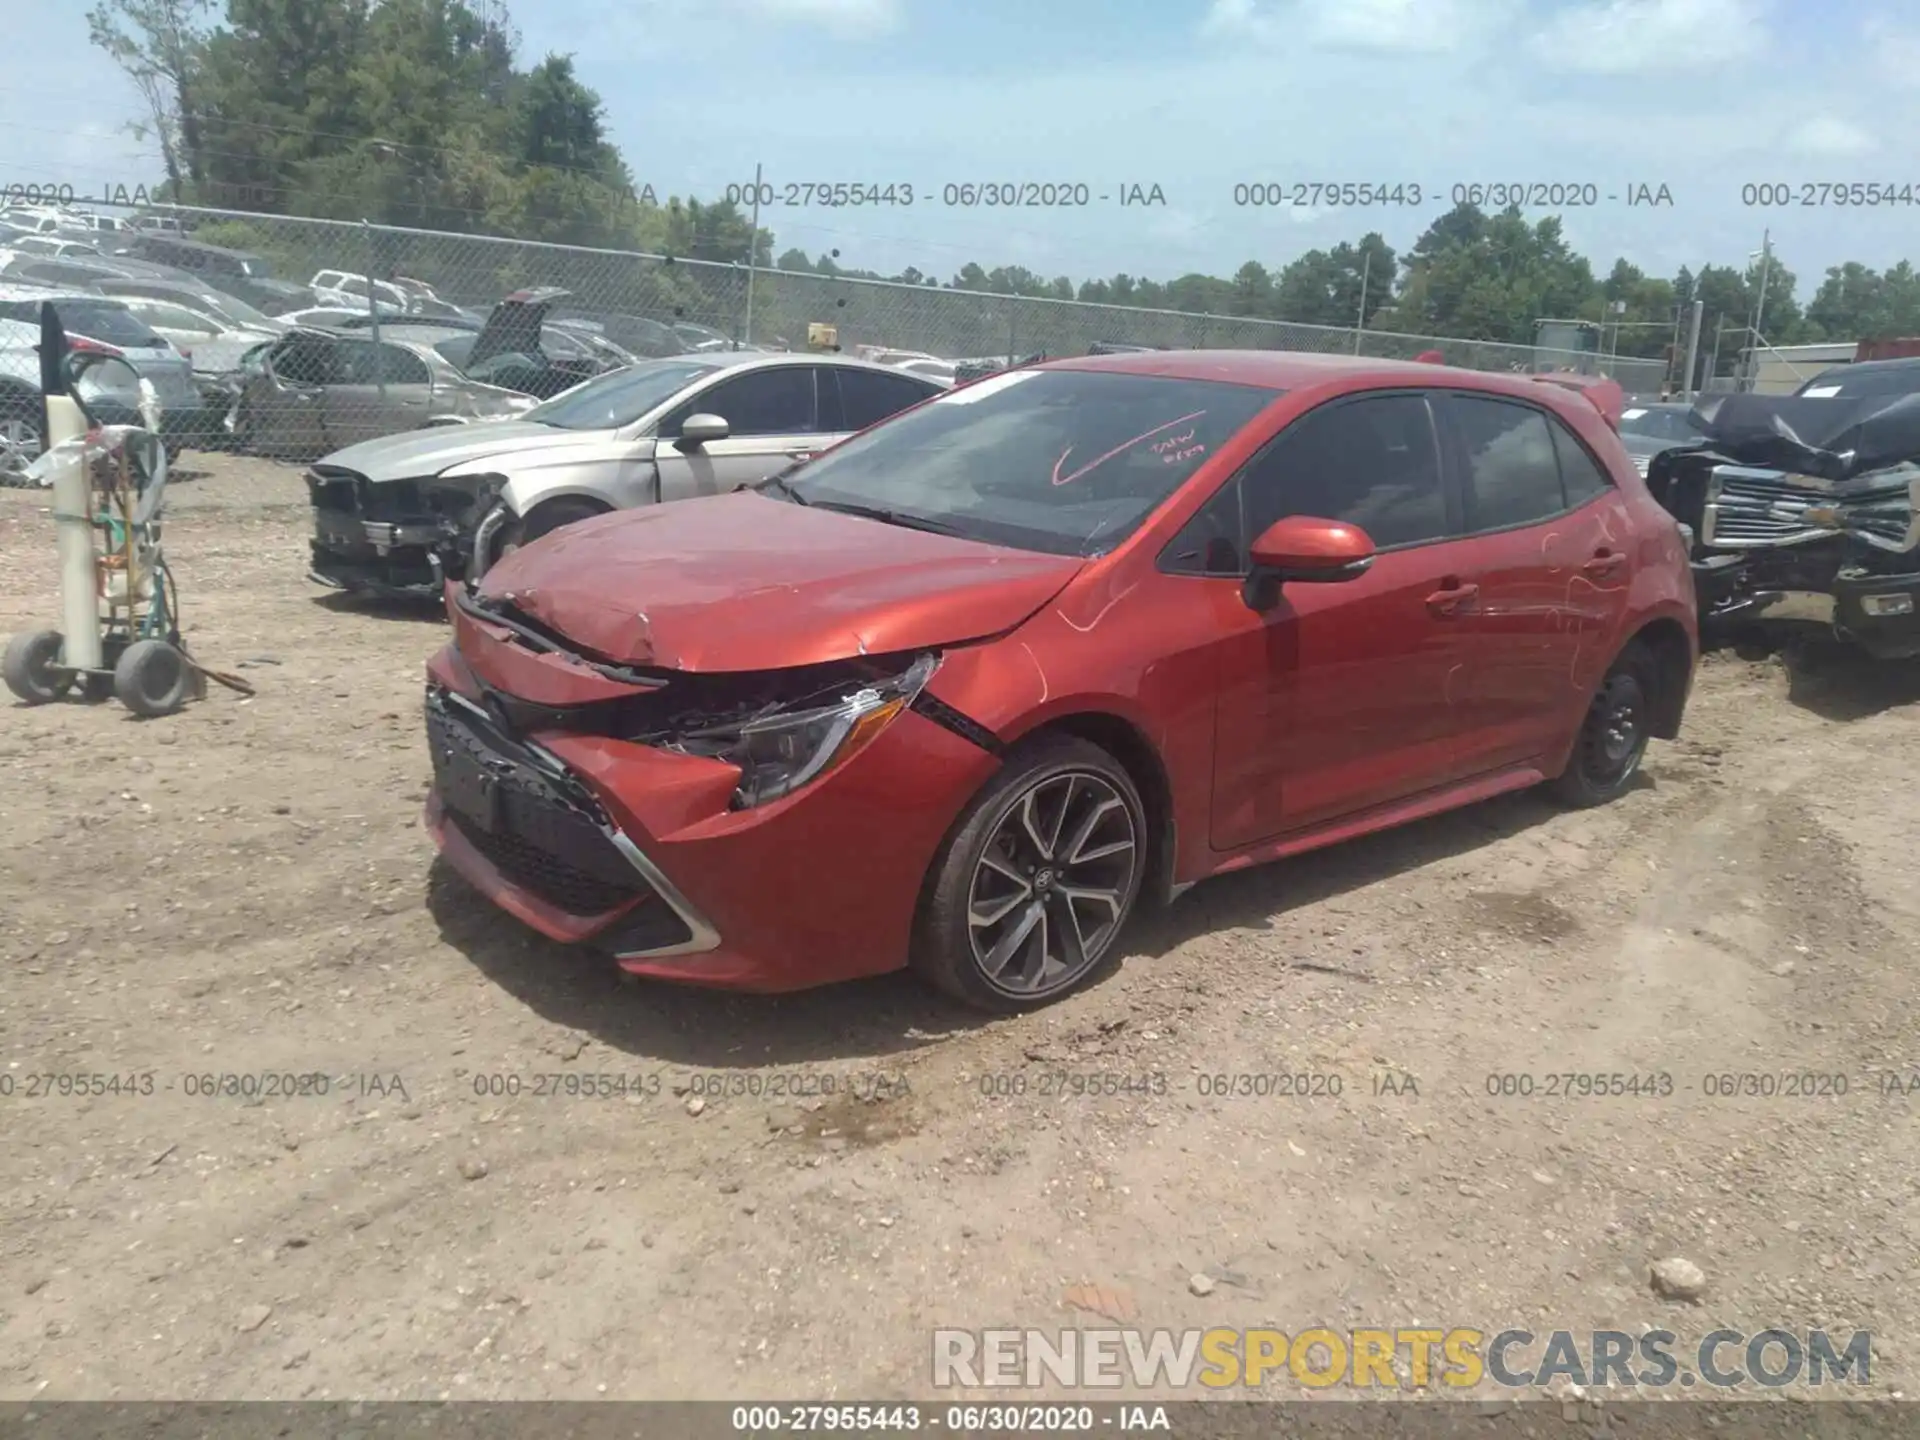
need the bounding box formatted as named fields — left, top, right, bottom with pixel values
left=824, top=365, right=941, bottom=447
left=321, top=339, right=435, bottom=447
left=1435, top=392, right=1637, bottom=776
left=1203, top=389, right=1476, bottom=847
left=652, top=365, right=825, bottom=499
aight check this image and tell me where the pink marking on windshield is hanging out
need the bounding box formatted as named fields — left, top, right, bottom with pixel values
left=1051, top=410, right=1209, bottom=486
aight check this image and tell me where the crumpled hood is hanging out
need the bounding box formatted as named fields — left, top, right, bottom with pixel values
left=317, top=420, right=609, bottom=482
left=474, top=491, right=1085, bottom=671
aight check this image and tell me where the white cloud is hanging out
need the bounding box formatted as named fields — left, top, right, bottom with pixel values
left=1530, top=0, right=1766, bottom=73
left=741, top=0, right=901, bottom=31
left=1864, top=18, right=1920, bottom=87
left=606, top=0, right=900, bottom=39
left=1202, top=0, right=1517, bottom=53
left=1782, top=116, right=1875, bottom=158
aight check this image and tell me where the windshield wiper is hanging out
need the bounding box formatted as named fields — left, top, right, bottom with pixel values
left=807, top=500, right=967, bottom=536
left=749, top=469, right=809, bottom=504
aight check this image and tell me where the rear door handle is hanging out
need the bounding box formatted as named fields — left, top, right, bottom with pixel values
left=1583, top=549, right=1629, bottom=576
left=786, top=450, right=815, bottom=461
left=1426, top=579, right=1479, bottom=616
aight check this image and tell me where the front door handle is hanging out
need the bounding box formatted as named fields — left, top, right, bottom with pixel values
left=1426, top=580, right=1479, bottom=616
left=786, top=449, right=815, bottom=461
left=1583, top=549, right=1629, bottom=577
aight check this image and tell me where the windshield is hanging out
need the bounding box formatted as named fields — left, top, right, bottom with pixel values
left=786, top=368, right=1281, bottom=556
left=0, top=298, right=166, bottom=348
left=521, top=357, right=720, bottom=430
left=189, top=290, right=274, bottom=328
left=1619, top=405, right=1705, bottom=443
left=1796, top=367, right=1920, bottom=401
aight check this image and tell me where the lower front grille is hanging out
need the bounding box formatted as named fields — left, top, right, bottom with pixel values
left=448, top=811, right=646, bottom=915
left=427, top=693, right=652, bottom=917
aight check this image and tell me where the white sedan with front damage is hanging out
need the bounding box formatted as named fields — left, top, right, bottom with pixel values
left=303, top=351, right=945, bottom=597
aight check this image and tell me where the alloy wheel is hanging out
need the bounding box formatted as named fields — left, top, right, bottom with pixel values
left=966, top=770, right=1139, bottom=998
left=0, top=416, right=40, bottom=484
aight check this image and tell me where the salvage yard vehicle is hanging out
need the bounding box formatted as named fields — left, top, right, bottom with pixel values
left=1618, top=401, right=1708, bottom=476
left=1646, top=389, right=1920, bottom=660
left=422, top=350, right=1697, bottom=1009
left=0, top=286, right=214, bottom=455
left=227, top=326, right=537, bottom=457
left=306, top=351, right=943, bottom=596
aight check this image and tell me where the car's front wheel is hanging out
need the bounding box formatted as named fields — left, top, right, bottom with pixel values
left=492, top=496, right=607, bottom=568
left=1550, top=641, right=1655, bottom=808
left=913, top=734, right=1147, bottom=1011
left=0, top=389, right=43, bottom=486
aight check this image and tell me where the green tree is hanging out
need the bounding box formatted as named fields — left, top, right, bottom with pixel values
left=87, top=0, right=214, bottom=195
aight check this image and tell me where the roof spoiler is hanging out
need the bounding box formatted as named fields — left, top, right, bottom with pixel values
left=1531, top=372, right=1624, bottom=429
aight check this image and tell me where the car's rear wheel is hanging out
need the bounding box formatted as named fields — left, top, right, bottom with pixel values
left=913, top=734, right=1146, bottom=1011
left=1550, top=642, right=1655, bottom=808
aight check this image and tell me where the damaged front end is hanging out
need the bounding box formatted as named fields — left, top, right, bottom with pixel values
left=307, top=464, right=505, bottom=596
left=425, top=585, right=976, bottom=978
left=1648, top=392, right=1920, bottom=660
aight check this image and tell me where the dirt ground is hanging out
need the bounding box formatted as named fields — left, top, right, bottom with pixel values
left=3, top=452, right=1920, bottom=1407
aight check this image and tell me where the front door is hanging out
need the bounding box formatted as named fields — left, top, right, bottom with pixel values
left=255, top=335, right=331, bottom=456
left=1435, top=392, right=1639, bottom=776
left=1206, top=390, right=1476, bottom=849
left=652, top=366, right=828, bottom=501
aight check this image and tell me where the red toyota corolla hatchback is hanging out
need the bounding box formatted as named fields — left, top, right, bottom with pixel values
left=424, top=351, right=1696, bottom=1009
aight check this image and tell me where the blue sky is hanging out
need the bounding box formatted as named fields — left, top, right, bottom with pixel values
left=5, top=0, right=1920, bottom=295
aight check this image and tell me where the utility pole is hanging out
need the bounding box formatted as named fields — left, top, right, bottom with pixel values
left=1740, top=229, right=1772, bottom=389
left=1750, top=228, right=1772, bottom=351
left=740, top=161, right=762, bottom=350
left=1681, top=299, right=1704, bottom=400
left=1353, top=249, right=1370, bottom=355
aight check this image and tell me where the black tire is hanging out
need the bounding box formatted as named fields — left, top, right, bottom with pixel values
left=4, top=629, right=72, bottom=704
left=1550, top=641, right=1656, bottom=808
left=113, top=639, right=191, bottom=718
left=495, top=497, right=607, bottom=566
left=912, top=734, right=1147, bottom=1012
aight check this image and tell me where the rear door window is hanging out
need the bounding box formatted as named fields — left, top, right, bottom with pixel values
left=831, top=367, right=938, bottom=430
left=1445, top=395, right=1567, bottom=532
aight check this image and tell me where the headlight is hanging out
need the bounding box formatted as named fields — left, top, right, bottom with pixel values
left=675, top=654, right=938, bottom=808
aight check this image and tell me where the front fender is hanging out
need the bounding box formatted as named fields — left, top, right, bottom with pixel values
left=497, top=465, right=657, bottom=519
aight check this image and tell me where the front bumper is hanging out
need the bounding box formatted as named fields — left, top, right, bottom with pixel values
left=308, top=468, right=488, bottom=596
left=420, top=663, right=1001, bottom=992
left=1693, top=562, right=1920, bottom=660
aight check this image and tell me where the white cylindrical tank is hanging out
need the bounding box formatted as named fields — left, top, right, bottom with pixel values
left=46, top=395, right=102, bottom=672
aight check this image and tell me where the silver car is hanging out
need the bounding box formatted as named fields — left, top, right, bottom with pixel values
left=0, top=285, right=209, bottom=456
left=304, top=352, right=945, bottom=595
left=229, top=326, right=544, bottom=457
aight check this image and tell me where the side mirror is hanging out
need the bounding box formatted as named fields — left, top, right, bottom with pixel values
left=676, top=412, right=729, bottom=448
left=1242, top=515, right=1375, bottom=611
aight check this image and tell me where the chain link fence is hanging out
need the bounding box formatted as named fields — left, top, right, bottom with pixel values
left=0, top=200, right=1670, bottom=476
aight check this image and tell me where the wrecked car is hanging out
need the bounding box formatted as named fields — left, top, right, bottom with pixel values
left=1646, top=390, right=1920, bottom=660
left=421, top=350, right=1695, bottom=1009
left=306, top=352, right=943, bottom=597
left=228, top=326, right=537, bottom=457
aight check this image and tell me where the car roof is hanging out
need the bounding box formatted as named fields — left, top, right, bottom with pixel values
left=1814, top=356, right=1920, bottom=377
left=133, top=235, right=260, bottom=259
left=1043, top=348, right=1627, bottom=404
left=697, top=350, right=945, bottom=379
left=0, top=282, right=126, bottom=305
